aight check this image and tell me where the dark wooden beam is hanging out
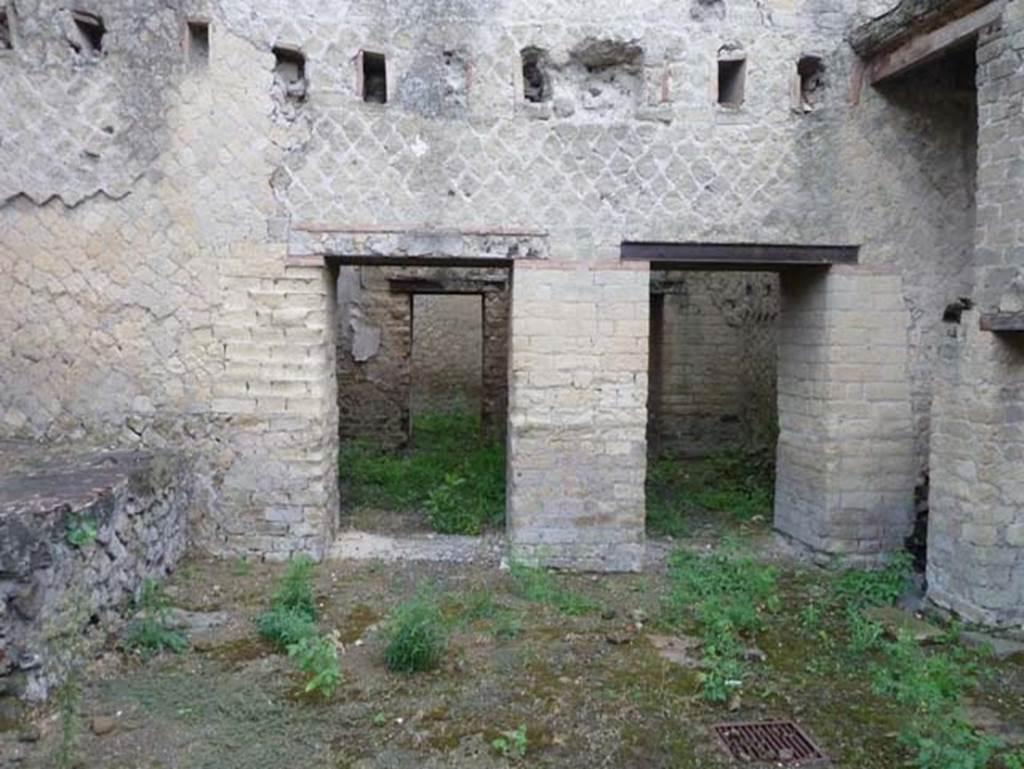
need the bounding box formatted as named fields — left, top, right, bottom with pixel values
left=849, top=0, right=992, bottom=57
left=980, top=311, right=1024, bottom=332
left=323, top=255, right=514, bottom=268
left=388, top=277, right=507, bottom=294
left=867, top=0, right=1006, bottom=84
left=621, top=242, right=859, bottom=269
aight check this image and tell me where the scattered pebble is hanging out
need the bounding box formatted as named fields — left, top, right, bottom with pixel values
left=90, top=716, right=118, bottom=736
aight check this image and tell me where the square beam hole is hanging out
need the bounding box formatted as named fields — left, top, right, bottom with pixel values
left=797, top=55, right=825, bottom=111
left=361, top=51, right=387, bottom=103
left=0, top=5, right=13, bottom=50
left=273, top=46, right=307, bottom=100
left=72, top=10, right=105, bottom=54
left=717, top=55, right=746, bottom=107
left=187, top=20, right=209, bottom=66
left=521, top=46, right=550, bottom=103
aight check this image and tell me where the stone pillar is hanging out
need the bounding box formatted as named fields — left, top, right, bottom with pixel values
left=926, top=8, right=1024, bottom=626
left=482, top=289, right=509, bottom=439
left=212, top=254, right=339, bottom=559
left=507, top=261, right=649, bottom=572
left=774, top=267, right=916, bottom=560
left=928, top=318, right=1024, bottom=625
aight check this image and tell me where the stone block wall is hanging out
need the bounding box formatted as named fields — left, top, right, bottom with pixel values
left=337, top=266, right=414, bottom=448
left=775, top=267, right=917, bottom=559
left=0, top=444, right=189, bottom=703
left=926, top=2, right=1024, bottom=625
left=508, top=261, right=649, bottom=571
left=648, top=271, right=779, bottom=456
left=411, top=294, right=484, bottom=417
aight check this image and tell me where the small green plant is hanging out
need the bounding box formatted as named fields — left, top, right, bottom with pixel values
left=340, top=410, right=505, bottom=535
left=834, top=552, right=913, bottom=610
left=287, top=632, right=341, bottom=698
left=509, top=559, right=599, bottom=616
left=124, top=579, right=188, bottom=659
left=799, top=600, right=824, bottom=632
left=384, top=591, right=449, bottom=673
left=274, top=555, right=318, bottom=619
left=233, top=556, right=254, bottom=576
left=255, top=555, right=319, bottom=649
left=45, top=588, right=93, bottom=769
left=253, top=556, right=343, bottom=697
left=491, top=610, right=523, bottom=641
left=255, top=606, right=318, bottom=649
left=425, top=472, right=476, bottom=534
left=66, top=513, right=98, bottom=548
left=372, top=712, right=387, bottom=727
left=54, top=674, right=82, bottom=769
left=665, top=544, right=779, bottom=701
left=492, top=724, right=528, bottom=759
left=846, top=608, right=885, bottom=655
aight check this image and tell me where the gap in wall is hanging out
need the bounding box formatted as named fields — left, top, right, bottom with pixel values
left=646, top=270, right=780, bottom=542
left=335, top=264, right=510, bottom=537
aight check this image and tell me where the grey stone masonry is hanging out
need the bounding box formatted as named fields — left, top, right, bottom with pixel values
left=775, top=267, right=917, bottom=560
left=508, top=261, right=649, bottom=572
left=0, top=442, right=189, bottom=703
left=927, top=2, right=1024, bottom=626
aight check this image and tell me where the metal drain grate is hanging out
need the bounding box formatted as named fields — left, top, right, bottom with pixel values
left=713, top=721, right=827, bottom=765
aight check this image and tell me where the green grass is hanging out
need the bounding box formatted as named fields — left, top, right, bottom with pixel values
left=124, top=579, right=189, bottom=660
left=646, top=449, right=774, bottom=537
left=253, top=556, right=340, bottom=698
left=339, top=410, right=505, bottom=535
left=384, top=590, right=449, bottom=673
left=508, top=559, right=601, bottom=616
left=664, top=543, right=780, bottom=701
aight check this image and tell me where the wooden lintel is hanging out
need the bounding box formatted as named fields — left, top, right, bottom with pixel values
left=980, top=311, right=1024, bottom=332
left=621, top=242, right=859, bottom=269
left=388, top=277, right=508, bottom=294
left=867, top=0, right=1006, bottom=84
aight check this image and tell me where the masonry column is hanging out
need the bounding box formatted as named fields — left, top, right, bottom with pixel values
left=927, top=8, right=1024, bottom=626
left=507, top=261, right=649, bottom=571
left=481, top=289, right=509, bottom=439
left=775, top=267, right=917, bottom=560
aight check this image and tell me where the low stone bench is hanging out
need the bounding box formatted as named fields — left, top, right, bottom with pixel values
left=0, top=442, right=189, bottom=703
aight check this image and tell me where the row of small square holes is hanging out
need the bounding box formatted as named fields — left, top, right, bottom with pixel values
left=1, top=10, right=824, bottom=112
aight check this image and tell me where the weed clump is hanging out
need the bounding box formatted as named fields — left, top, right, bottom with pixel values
left=340, top=410, right=505, bottom=535
left=665, top=544, right=779, bottom=701
left=254, top=556, right=340, bottom=698
left=509, top=559, right=600, bottom=616
left=384, top=591, right=449, bottom=673
left=124, top=579, right=189, bottom=659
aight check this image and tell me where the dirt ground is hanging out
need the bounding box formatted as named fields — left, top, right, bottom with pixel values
left=3, top=533, right=1024, bottom=769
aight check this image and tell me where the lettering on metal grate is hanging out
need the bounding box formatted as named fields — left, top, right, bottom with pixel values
left=713, top=720, right=827, bottom=765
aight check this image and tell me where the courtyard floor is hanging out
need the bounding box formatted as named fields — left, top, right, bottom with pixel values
left=4, top=527, right=1024, bottom=769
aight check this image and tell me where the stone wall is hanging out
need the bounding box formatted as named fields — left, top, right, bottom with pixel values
left=411, top=294, right=484, bottom=417
left=926, top=1, right=1024, bottom=626
left=0, top=443, right=189, bottom=703
left=0, top=0, right=1005, bottom=582
left=508, top=262, right=649, bottom=571
left=774, top=267, right=917, bottom=560
left=648, top=271, right=779, bottom=456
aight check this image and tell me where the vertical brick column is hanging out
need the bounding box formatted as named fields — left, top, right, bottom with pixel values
left=211, top=252, right=339, bottom=559
left=927, top=9, right=1024, bottom=626
left=481, top=290, right=509, bottom=439
left=507, top=261, right=649, bottom=572
left=775, top=267, right=916, bottom=560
